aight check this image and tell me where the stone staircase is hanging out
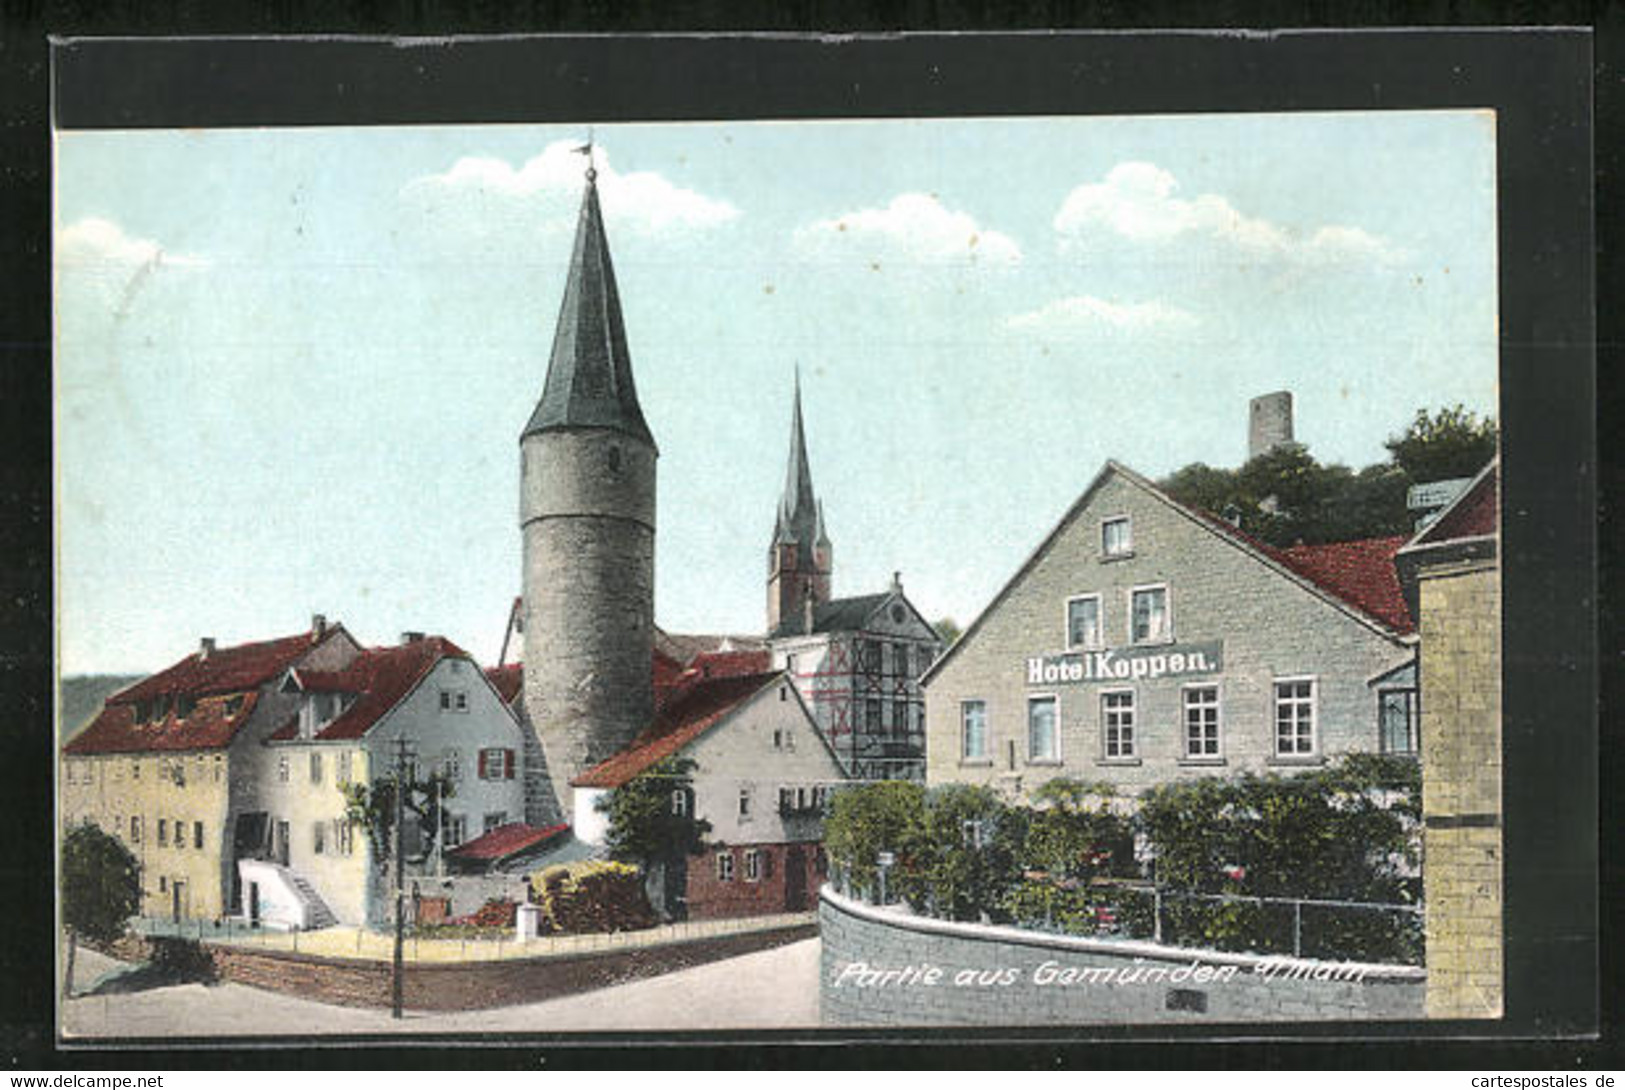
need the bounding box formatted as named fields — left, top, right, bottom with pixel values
left=284, top=870, right=338, bottom=930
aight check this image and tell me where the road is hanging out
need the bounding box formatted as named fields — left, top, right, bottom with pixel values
left=60, top=937, right=822, bottom=1039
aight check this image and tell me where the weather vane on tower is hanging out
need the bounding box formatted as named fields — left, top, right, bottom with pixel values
left=574, top=127, right=596, bottom=182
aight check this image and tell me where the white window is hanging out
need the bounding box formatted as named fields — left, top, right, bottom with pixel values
left=716, top=851, right=735, bottom=882
left=961, top=700, right=988, bottom=761
left=441, top=749, right=462, bottom=782
left=483, top=811, right=508, bottom=834
left=130, top=816, right=141, bottom=843
left=313, top=821, right=326, bottom=855
left=1275, top=678, right=1317, bottom=756
left=309, top=751, right=324, bottom=784
left=336, top=819, right=354, bottom=856
left=1102, top=516, right=1132, bottom=557
left=1027, top=695, right=1058, bottom=763
left=478, top=748, right=514, bottom=780
left=672, top=789, right=689, bottom=817
left=277, top=755, right=289, bottom=783
left=1102, top=690, right=1136, bottom=759
left=443, top=813, right=466, bottom=848
left=158, top=819, right=168, bottom=847
left=738, top=786, right=753, bottom=821
left=193, top=821, right=203, bottom=849
left=131, top=759, right=140, bottom=781
left=1184, top=686, right=1221, bottom=758
left=1380, top=689, right=1419, bottom=755
left=440, top=689, right=468, bottom=713
left=174, top=817, right=184, bottom=849
left=745, top=849, right=762, bottom=883
left=961, top=819, right=986, bottom=850
left=1066, top=594, right=1102, bottom=650
left=1130, top=585, right=1170, bottom=644
left=337, top=750, right=353, bottom=784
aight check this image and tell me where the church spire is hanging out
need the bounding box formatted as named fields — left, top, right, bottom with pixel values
left=523, top=160, right=655, bottom=448
left=775, top=367, right=820, bottom=551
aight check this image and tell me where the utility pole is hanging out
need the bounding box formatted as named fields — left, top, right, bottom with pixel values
left=391, top=737, right=415, bottom=1020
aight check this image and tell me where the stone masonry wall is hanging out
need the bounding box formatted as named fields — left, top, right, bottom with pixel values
left=206, top=920, right=815, bottom=1011
left=1417, top=560, right=1502, bottom=1018
left=819, top=886, right=1424, bottom=1027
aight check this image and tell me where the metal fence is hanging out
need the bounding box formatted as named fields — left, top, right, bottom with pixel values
left=129, top=910, right=816, bottom=964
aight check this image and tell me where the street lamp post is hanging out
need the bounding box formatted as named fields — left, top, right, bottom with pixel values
left=876, top=850, right=895, bottom=906
left=391, top=738, right=416, bottom=1020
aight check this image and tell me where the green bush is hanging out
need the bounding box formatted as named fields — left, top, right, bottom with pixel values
left=822, top=780, right=926, bottom=899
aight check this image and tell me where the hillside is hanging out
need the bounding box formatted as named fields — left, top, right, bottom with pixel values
left=58, top=674, right=141, bottom=743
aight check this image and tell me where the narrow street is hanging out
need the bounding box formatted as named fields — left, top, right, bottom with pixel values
left=60, top=937, right=822, bottom=1039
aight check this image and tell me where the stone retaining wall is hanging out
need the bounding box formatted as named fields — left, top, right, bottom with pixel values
left=204, top=920, right=815, bottom=1011
left=819, top=886, right=1424, bottom=1027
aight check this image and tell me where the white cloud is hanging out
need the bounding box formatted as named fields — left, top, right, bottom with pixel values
left=1008, top=294, right=1197, bottom=335
left=404, top=141, right=739, bottom=235
left=792, top=193, right=1021, bottom=266
left=56, top=217, right=208, bottom=272
left=1054, top=162, right=1408, bottom=265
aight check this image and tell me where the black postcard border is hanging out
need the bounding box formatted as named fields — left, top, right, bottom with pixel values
left=2, top=13, right=1607, bottom=1070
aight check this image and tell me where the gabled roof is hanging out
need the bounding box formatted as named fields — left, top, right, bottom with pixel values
left=1272, top=537, right=1413, bottom=635
left=1400, top=457, right=1499, bottom=551
left=652, top=628, right=769, bottom=664
left=267, top=636, right=467, bottom=742
left=769, top=592, right=888, bottom=639
left=111, top=625, right=350, bottom=704
left=64, top=690, right=262, bottom=756
left=522, top=170, right=654, bottom=448
left=923, top=459, right=1414, bottom=685
left=484, top=663, right=524, bottom=706
left=64, top=624, right=352, bottom=755
left=448, top=821, right=570, bottom=863
left=571, top=671, right=784, bottom=789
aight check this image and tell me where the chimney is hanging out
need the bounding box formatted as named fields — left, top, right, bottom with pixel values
left=199, top=637, right=216, bottom=659
left=311, top=613, right=328, bottom=638
left=892, top=570, right=903, bottom=593
left=401, top=631, right=425, bottom=645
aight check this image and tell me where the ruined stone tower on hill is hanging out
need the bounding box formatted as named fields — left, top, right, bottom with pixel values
left=520, top=163, right=657, bottom=813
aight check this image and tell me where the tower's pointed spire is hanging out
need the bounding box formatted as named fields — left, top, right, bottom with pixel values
left=776, top=367, right=819, bottom=548
left=523, top=159, right=655, bottom=448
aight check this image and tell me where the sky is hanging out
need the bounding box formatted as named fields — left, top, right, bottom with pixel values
left=54, top=112, right=1498, bottom=676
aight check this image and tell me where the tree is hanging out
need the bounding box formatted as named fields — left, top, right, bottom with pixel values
left=822, top=780, right=926, bottom=898
left=906, top=784, right=1026, bottom=921
left=933, top=617, right=962, bottom=645
left=599, top=756, right=712, bottom=920
left=342, top=768, right=456, bottom=871
left=61, top=821, right=141, bottom=997
left=1385, top=405, right=1498, bottom=484
left=600, top=756, right=712, bottom=866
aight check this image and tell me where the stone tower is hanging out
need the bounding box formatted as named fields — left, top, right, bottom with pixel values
left=521, top=163, right=657, bottom=812
left=767, top=372, right=832, bottom=634
left=1248, top=390, right=1295, bottom=461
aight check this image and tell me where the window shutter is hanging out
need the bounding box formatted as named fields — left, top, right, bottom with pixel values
left=478, top=749, right=489, bottom=779
left=504, top=748, right=516, bottom=779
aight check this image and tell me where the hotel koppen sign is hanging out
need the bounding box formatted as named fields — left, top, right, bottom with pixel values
left=1025, top=641, right=1224, bottom=686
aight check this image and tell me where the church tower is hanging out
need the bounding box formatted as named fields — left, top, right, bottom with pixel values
left=521, top=159, right=657, bottom=812
left=767, top=372, right=832, bottom=634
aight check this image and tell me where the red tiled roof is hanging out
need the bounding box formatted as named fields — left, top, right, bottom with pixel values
left=484, top=663, right=523, bottom=706
left=113, top=627, right=344, bottom=703
left=571, top=671, right=781, bottom=789
left=65, top=690, right=262, bottom=755
left=269, top=637, right=467, bottom=742
left=1416, top=464, right=1497, bottom=544
left=448, top=821, right=569, bottom=862
left=684, top=649, right=772, bottom=681
left=1272, top=535, right=1415, bottom=634
left=1182, top=506, right=1412, bottom=633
